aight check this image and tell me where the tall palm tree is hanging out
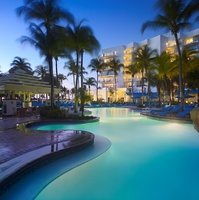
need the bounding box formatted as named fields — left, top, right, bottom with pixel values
left=153, top=51, right=176, bottom=104
left=58, top=74, right=67, bottom=87
left=9, top=56, right=33, bottom=74
left=107, top=58, right=124, bottom=102
left=88, top=58, right=105, bottom=101
left=141, top=0, right=193, bottom=110
left=34, top=65, right=49, bottom=80
left=65, top=18, right=100, bottom=115
left=125, top=64, right=139, bottom=101
left=64, top=57, right=78, bottom=89
left=84, top=77, right=96, bottom=95
left=19, top=23, right=55, bottom=95
left=133, top=45, right=157, bottom=105
left=17, top=0, right=73, bottom=109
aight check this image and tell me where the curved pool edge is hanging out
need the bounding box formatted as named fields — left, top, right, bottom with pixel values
left=0, top=135, right=111, bottom=200
left=140, top=112, right=193, bottom=124
left=0, top=129, right=95, bottom=194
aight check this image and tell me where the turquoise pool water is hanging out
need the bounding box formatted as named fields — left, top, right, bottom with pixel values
left=3, top=108, right=199, bottom=200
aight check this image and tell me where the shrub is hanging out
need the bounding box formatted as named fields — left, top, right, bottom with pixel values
left=40, top=106, right=67, bottom=119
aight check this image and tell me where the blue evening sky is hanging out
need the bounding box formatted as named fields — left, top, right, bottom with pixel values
left=0, top=0, right=174, bottom=88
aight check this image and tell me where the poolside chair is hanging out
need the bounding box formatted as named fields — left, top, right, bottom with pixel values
left=176, top=107, right=194, bottom=118
left=159, top=105, right=181, bottom=116
left=150, top=106, right=174, bottom=115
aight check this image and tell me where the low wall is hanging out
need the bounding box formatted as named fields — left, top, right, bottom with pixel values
left=190, top=107, right=199, bottom=132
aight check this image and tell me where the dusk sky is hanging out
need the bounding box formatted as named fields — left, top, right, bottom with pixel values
left=0, top=0, right=177, bottom=87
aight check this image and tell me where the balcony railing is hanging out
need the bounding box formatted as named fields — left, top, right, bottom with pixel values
left=99, top=79, right=114, bottom=83
left=99, top=71, right=115, bottom=76
left=101, top=52, right=118, bottom=58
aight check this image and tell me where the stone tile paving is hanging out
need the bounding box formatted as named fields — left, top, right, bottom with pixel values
left=0, top=116, right=87, bottom=165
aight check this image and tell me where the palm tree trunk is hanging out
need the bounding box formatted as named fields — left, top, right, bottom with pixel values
left=89, top=86, right=91, bottom=96
left=174, top=33, right=184, bottom=110
left=80, top=49, right=84, bottom=117
left=164, top=76, right=172, bottom=105
left=141, top=70, right=144, bottom=105
left=131, top=75, right=134, bottom=103
left=114, top=74, right=117, bottom=102
left=48, top=54, right=54, bottom=110
left=55, top=57, right=60, bottom=107
left=74, top=50, right=80, bottom=113
left=147, top=75, right=151, bottom=108
left=96, top=71, right=99, bottom=102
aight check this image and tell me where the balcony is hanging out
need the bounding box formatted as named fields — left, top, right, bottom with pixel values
left=99, top=79, right=115, bottom=84
left=166, top=42, right=176, bottom=47
left=123, top=78, right=132, bottom=83
left=124, top=51, right=133, bottom=55
left=101, top=51, right=118, bottom=58
left=99, top=71, right=114, bottom=76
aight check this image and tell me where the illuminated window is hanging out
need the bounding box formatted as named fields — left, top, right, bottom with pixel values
left=185, top=38, right=193, bottom=45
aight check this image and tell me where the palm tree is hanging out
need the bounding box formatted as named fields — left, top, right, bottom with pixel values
left=125, top=64, right=139, bottom=102
left=185, top=0, right=199, bottom=22
left=107, top=58, right=124, bottom=102
left=153, top=51, right=176, bottom=104
left=88, top=58, right=105, bottom=102
left=141, top=0, right=193, bottom=110
left=64, top=57, right=78, bottom=89
left=133, top=45, right=157, bottom=105
left=17, top=0, right=73, bottom=109
left=65, top=18, right=100, bottom=115
left=84, top=77, right=96, bottom=95
left=9, top=56, right=32, bottom=74
left=34, top=65, right=49, bottom=80
left=58, top=74, right=67, bottom=87
left=19, top=23, right=56, bottom=99
left=70, top=88, right=75, bottom=100
left=187, top=56, right=199, bottom=106
left=176, top=47, right=198, bottom=91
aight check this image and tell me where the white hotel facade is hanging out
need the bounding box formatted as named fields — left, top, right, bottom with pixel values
left=91, top=28, right=199, bottom=102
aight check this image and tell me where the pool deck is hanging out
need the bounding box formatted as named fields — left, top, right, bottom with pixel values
left=0, top=115, right=95, bottom=193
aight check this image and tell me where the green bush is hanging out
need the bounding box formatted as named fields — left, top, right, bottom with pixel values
left=40, top=106, right=68, bottom=119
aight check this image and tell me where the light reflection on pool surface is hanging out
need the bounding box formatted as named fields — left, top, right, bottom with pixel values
left=4, top=108, right=199, bottom=200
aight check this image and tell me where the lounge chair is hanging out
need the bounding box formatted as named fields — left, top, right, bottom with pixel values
left=176, top=107, right=194, bottom=118
left=159, top=105, right=181, bottom=116
left=150, top=106, right=174, bottom=115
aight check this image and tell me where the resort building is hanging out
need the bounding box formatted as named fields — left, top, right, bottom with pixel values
left=92, top=27, right=199, bottom=103
left=0, top=70, right=60, bottom=115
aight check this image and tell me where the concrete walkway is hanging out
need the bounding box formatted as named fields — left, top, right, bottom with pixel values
left=0, top=115, right=97, bottom=195
left=0, top=116, right=41, bottom=163
left=0, top=115, right=93, bottom=165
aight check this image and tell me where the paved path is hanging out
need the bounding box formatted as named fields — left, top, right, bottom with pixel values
left=0, top=115, right=92, bottom=165
left=0, top=115, right=44, bottom=164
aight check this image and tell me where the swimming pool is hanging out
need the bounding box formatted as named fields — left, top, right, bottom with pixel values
left=2, top=107, right=199, bottom=200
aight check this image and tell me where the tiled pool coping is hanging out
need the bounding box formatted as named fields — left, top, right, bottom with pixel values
left=0, top=129, right=95, bottom=194
left=0, top=135, right=111, bottom=199
left=0, top=116, right=102, bottom=196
